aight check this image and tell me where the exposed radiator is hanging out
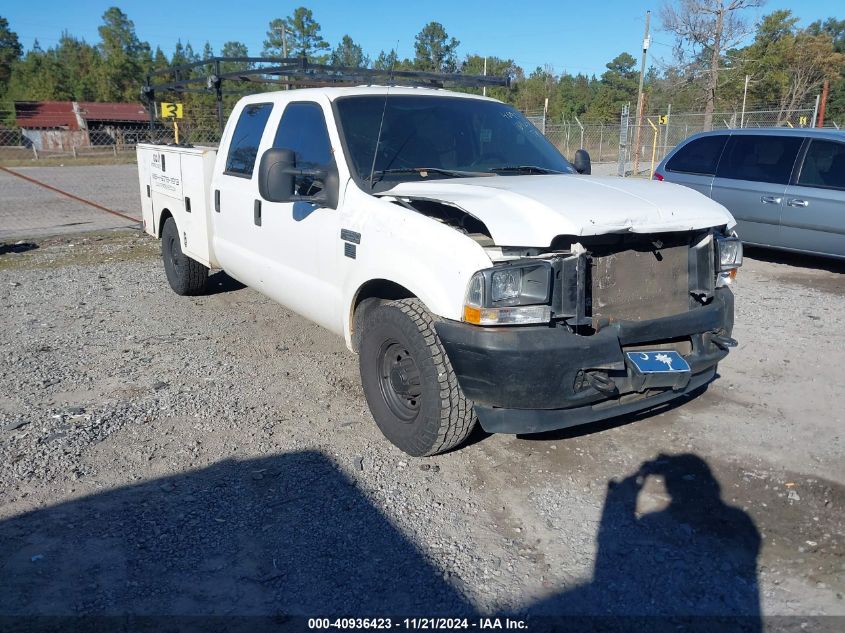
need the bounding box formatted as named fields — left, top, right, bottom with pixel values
left=590, top=242, right=690, bottom=323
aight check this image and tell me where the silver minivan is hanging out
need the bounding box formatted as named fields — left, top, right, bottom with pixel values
left=655, top=128, right=845, bottom=260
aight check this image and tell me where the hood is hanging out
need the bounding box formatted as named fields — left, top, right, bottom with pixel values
left=382, top=175, right=735, bottom=246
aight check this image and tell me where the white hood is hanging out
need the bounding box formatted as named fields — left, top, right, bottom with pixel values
left=383, top=175, right=735, bottom=246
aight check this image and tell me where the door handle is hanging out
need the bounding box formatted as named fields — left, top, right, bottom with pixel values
left=214, top=189, right=220, bottom=213
left=254, top=199, right=262, bottom=226
left=787, top=198, right=809, bottom=208
left=760, top=196, right=782, bottom=204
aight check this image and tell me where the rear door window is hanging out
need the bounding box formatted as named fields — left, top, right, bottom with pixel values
left=225, top=103, right=273, bottom=177
left=716, top=135, right=802, bottom=185
left=797, top=139, right=845, bottom=191
left=666, top=135, right=727, bottom=175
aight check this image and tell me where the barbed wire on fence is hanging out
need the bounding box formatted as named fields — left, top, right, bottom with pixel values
left=528, top=102, right=836, bottom=176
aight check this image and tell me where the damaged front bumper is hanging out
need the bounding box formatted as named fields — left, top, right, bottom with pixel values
left=434, top=288, right=735, bottom=434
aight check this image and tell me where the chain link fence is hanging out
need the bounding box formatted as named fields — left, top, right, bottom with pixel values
left=0, top=104, right=225, bottom=165
left=0, top=100, right=837, bottom=171
left=528, top=103, right=834, bottom=177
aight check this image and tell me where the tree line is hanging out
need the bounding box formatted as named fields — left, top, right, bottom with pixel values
left=0, top=3, right=842, bottom=128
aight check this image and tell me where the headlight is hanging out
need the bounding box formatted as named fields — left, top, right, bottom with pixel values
left=491, top=269, right=521, bottom=302
left=716, top=235, right=743, bottom=272
left=463, top=262, right=552, bottom=326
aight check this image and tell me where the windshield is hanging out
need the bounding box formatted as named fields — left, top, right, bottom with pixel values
left=334, top=95, right=575, bottom=188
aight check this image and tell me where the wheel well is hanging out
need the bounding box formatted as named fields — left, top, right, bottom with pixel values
left=157, top=209, right=172, bottom=237
left=350, top=279, right=415, bottom=352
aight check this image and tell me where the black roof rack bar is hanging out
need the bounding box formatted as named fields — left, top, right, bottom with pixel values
left=145, top=56, right=509, bottom=91
left=142, top=56, right=510, bottom=132
left=146, top=56, right=298, bottom=77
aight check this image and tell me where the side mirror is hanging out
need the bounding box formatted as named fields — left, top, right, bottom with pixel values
left=573, top=149, right=591, bottom=175
left=258, top=148, right=296, bottom=202
left=257, top=147, right=340, bottom=210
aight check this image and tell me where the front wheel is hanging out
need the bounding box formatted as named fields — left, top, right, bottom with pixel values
left=161, top=217, right=208, bottom=296
left=359, top=299, right=477, bottom=456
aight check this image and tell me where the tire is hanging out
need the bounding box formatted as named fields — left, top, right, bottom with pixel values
left=359, top=298, right=477, bottom=456
left=161, top=217, right=208, bottom=296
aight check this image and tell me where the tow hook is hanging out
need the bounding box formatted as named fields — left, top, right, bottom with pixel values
left=710, top=333, right=738, bottom=350
left=587, top=371, right=618, bottom=396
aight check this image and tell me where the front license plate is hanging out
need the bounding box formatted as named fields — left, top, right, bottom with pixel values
left=626, top=350, right=691, bottom=373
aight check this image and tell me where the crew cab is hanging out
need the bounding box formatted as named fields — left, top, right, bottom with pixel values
left=137, top=86, right=742, bottom=456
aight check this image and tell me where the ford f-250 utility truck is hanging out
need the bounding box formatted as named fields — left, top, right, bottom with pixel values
left=136, top=86, right=742, bottom=456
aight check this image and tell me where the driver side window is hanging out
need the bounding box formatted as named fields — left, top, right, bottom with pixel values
left=273, top=102, right=333, bottom=195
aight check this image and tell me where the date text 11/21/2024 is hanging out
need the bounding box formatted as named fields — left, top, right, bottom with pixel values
left=307, top=617, right=528, bottom=629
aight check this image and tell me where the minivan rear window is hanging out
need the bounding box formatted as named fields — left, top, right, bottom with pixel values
left=666, top=135, right=727, bottom=175
left=716, top=135, right=802, bottom=185
left=798, top=140, right=845, bottom=190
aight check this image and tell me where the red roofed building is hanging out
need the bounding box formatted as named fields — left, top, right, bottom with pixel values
left=14, top=100, right=150, bottom=152
left=14, top=101, right=80, bottom=130
left=77, top=102, right=149, bottom=123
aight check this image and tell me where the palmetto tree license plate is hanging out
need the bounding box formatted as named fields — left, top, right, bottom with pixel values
left=625, top=350, right=691, bottom=373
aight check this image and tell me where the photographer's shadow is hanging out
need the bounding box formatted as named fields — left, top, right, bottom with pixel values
left=533, top=453, right=761, bottom=631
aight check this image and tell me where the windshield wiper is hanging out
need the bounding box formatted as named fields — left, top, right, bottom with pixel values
left=487, top=165, right=565, bottom=175
left=366, top=167, right=493, bottom=186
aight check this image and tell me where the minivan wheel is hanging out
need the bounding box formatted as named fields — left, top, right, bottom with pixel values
left=161, top=217, right=208, bottom=296
left=359, top=299, right=477, bottom=456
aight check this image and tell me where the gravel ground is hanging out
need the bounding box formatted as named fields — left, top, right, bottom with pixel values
left=0, top=231, right=842, bottom=627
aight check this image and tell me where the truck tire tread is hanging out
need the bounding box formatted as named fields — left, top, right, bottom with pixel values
left=161, top=217, right=208, bottom=296
left=360, top=298, right=476, bottom=456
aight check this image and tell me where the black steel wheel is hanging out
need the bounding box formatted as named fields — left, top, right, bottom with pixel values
left=377, top=339, right=423, bottom=422
left=359, top=299, right=476, bottom=456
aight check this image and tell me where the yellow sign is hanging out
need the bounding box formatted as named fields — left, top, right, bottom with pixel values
left=658, top=115, right=668, bottom=125
left=799, top=115, right=808, bottom=126
left=160, top=102, right=183, bottom=118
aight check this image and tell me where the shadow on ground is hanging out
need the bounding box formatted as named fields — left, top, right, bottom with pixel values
left=745, top=245, right=845, bottom=274
left=0, top=242, right=38, bottom=256
left=0, top=451, right=764, bottom=632
left=205, top=270, right=246, bottom=295
left=529, top=453, right=762, bottom=632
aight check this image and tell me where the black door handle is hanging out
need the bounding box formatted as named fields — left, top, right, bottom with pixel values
left=214, top=189, right=220, bottom=213
left=254, top=199, right=262, bottom=226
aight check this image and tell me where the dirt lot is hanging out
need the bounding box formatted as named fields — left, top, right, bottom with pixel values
left=0, top=228, right=843, bottom=629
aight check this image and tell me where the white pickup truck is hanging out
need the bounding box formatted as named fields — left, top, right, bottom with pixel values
left=137, top=86, right=742, bottom=456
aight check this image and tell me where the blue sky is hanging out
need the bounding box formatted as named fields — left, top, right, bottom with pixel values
left=5, top=1, right=842, bottom=76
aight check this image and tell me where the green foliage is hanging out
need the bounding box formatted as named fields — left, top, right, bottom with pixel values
left=588, top=53, right=639, bottom=122
left=718, top=10, right=845, bottom=122
left=0, top=16, right=22, bottom=88
left=219, top=41, right=250, bottom=74
left=1, top=3, right=842, bottom=128
left=807, top=17, right=845, bottom=123
left=331, top=35, right=368, bottom=68
left=97, top=7, right=149, bottom=101
left=460, top=55, right=519, bottom=102
left=264, top=7, right=330, bottom=63
left=413, top=22, right=459, bottom=72
left=373, top=49, right=398, bottom=71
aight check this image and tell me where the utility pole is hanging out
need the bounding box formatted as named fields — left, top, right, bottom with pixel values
left=483, top=57, right=487, bottom=97
left=275, top=26, right=290, bottom=90
left=817, top=79, right=830, bottom=128
left=740, top=74, right=750, bottom=128
left=632, top=10, right=651, bottom=177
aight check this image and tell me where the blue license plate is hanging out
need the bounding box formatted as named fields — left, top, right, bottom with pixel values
left=626, top=350, right=690, bottom=373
